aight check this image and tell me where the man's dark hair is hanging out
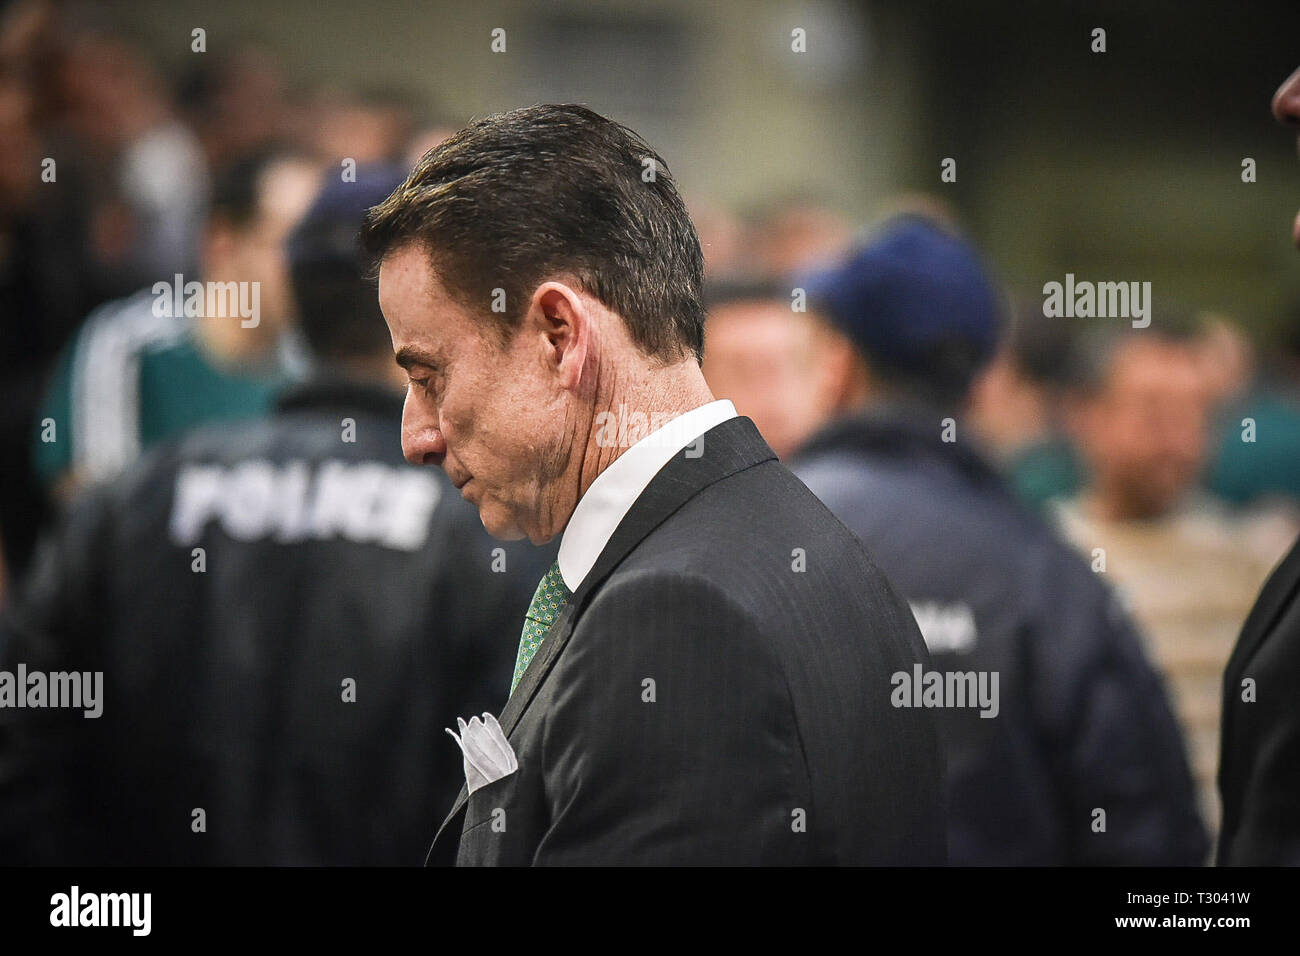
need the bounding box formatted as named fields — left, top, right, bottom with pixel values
left=360, top=104, right=706, bottom=363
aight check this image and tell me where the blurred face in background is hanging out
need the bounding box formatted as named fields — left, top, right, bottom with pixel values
left=1069, top=336, right=1213, bottom=521
left=57, top=34, right=163, bottom=151
left=203, top=157, right=320, bottom=335
left=194, top=47, right=291, bottom=168
left=702, top=298, right=851, bottom=459
left=0, top=73, right=35, bottom=210
left=967, top=345, right=1054, bottom=458
left=749, top=202, right=854, bottom=275
left=313, top=92, right=416, bottom=165
left=690, top=200, right=747, bottom=276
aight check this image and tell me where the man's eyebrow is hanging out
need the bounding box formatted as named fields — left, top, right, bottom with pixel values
left=394, top=346, right=440, bottom=371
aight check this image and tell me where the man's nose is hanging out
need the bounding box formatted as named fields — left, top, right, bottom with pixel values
left=1155, top=412, right=1206, bottom=466
left=1272, top=66, right=1300, bottom=127
left=401, top=398, right=447, bottom=467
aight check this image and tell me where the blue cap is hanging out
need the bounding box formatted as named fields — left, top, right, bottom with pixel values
left=798, top=215, right=1001, bottom=388
left=287, top=164, right=407, bottom=271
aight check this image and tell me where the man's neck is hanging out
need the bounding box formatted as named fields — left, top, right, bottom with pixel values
left=547, top=357, right=715, bottom=540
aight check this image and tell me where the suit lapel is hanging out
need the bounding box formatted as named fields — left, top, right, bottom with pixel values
left=425, top=603, right=579, bottom=862
left=426, top=416, right=777, bottom=863
left=567, top=415, right=777, bottom=605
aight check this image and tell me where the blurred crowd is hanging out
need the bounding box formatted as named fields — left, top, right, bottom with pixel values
left=702, top=207, right=1300, bottom=858
left=3, top=2, right=1300, bottom=864
left=0, top=4, right=521, bottom=866
left=0, top=2, right=457, bottom=589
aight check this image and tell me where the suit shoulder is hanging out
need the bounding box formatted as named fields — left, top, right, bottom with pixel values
left=581, top=566, right=765, bottom=635
left=564, top=568, right=794, bottom=725
left=646, top=459, right=861, bottom=555
left=578, top=564, right=788, bottom=661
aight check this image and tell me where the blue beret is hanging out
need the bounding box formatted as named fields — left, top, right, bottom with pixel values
left=798, top=215, right=1001, bottom=379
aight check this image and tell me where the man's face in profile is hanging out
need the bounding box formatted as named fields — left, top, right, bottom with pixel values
left=377, top=244, right=568, bottom=543
left=1272, top=66, right=1300, bottom=247
left=206, top=157, right=320, bottom=330
left=701, top=298, right=835, bottom=460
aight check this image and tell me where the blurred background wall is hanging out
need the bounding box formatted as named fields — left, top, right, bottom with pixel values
left=101, top=0, right=1300, bottom=337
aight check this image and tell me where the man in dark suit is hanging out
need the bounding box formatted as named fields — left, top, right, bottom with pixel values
left=362, top=104, right=946, bottom=865
left=1217, top=65, right=1300, bottom=866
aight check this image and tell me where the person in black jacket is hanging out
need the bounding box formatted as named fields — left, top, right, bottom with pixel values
left=0, top=167, right=542, bottom=865
left=707, top=214, right=1209, bottom=865
left=1216, top=65, right=1300, bottom=867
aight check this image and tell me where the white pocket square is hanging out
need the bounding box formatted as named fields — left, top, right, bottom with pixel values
left=445, top=712, right=518, bottom=794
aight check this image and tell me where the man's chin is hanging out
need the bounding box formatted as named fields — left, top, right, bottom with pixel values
left=477, top=507, right=528, bottom=542
left=478, top=509, right=560, bottom=547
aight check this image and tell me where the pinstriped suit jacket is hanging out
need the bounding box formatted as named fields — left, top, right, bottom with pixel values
left=1218, top=533, right=1300, bottom=865
left=428, top=416, right=947, bottom=865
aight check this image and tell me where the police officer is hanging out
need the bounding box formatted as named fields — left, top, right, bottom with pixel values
left=706, top=214, right=1209, bottom=865
left=0, top=167, right=545, bottom=865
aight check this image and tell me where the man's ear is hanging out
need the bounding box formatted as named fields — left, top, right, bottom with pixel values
left=530, top=281, right=592, bottom=392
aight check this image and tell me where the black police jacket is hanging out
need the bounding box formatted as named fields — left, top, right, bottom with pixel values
left=792, top=404, right=1209, bottom=865
left=0, top=377, right=543, bottom=864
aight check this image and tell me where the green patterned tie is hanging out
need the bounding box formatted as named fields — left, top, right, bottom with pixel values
left=511, top=560, right=572, bottom=695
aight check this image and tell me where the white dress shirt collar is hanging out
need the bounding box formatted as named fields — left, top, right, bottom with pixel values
left=556, top=399, right=738, bottom=591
